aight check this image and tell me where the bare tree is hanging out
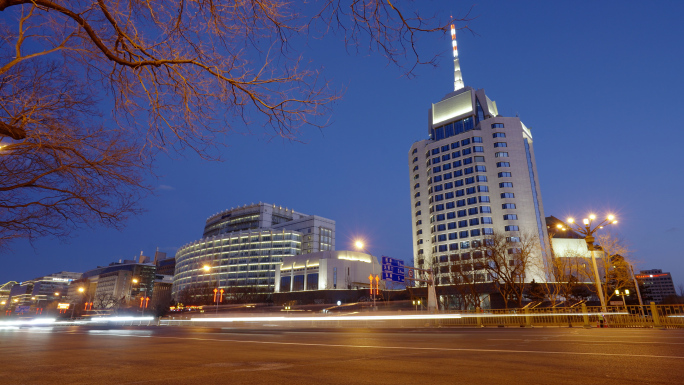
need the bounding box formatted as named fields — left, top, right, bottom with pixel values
left=93, top=292, right=124, bottom=310
left=546, top=247, right=595, bottom=306
left=1, top=1, right=468, bottom=245
left=595, top=233, right=633, bottom=304
left=477, top=232, right=542, bottom=309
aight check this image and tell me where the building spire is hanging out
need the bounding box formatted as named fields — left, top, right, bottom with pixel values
left=451, top=24, right=464, bottom=91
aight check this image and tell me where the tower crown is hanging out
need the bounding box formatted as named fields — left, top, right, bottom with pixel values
left=451, top=24, right=464, bottom=91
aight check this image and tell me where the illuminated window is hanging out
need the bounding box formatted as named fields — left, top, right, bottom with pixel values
left=495, top=152, right=509, bottom=157
left=480, top=206, right=492, bottom=213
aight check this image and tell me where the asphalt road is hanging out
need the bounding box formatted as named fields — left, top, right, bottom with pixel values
left=1, top=326, right=683, bottom=384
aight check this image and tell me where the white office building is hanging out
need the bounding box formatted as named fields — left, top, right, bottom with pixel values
left=173, top=203, right=335, bottom=297
left=408, top=25, right=551, bottom=285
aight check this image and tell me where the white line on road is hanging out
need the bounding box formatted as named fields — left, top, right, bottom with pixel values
left=45, top=330, right=684, bottom=360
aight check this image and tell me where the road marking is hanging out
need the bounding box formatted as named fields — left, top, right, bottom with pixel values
left=54, top=331, right=684, bottom=360
left=487, top=338, right=684, bottom=345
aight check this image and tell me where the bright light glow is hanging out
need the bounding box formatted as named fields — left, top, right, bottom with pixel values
left=583, top=219, right=589, bottom=225
left=78, top=287, right=85, bottom=293
left=337, top=301, right=342, bottom=306
left=450, top=24, right=456, bottom=36
left=89, top=316, right=154, bottom=323
left=625, top=290, right=630, bottom=295
left=0, top=301, right=5, bottom=305
left=0, top=318, right=56, bottom=327
left=132, top=278, right=139, bottom=284
left=589, top=214, right=596, bottom=220
left=203, top=265, right=211, bottom=272
left=567, top=218, right=574, bottom=223
left=556, top=224, right=562, bottom=229
left=612, top=220, right=618, bottom=224
left=615, top=289, right=620, bottom=295
left=354, top=241, right=364, bottom=250
left=607, top=215, right=615, bottom=221
left=54, top=292, right=60, bottom=296
left=31, top=297, right=35, bottom=300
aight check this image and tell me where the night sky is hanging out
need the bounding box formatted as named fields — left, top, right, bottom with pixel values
left=4, top=1, right=684, bottom=287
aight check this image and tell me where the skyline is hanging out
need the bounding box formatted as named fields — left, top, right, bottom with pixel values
left=3, top=1, right=683, bottom=287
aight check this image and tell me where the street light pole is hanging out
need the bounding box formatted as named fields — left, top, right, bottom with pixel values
left=566, top=214, right=618, bottom=313
left=203, top=264, right=220, bottom=314
left=354, top=241, right=377, bottom=309
left=71, top=287, right=85, bottom=320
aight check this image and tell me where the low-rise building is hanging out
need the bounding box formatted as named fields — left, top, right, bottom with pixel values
left=275, top=250, right=382, bottom=292
left=8, top=272, right=81, bottom=308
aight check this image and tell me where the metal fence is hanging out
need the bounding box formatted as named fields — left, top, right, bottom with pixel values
left=155, top=303, right=684, bottom=329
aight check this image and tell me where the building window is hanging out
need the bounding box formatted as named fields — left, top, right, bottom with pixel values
left=483, top=228, right=494, bottom=235
left=473, top=146, right=484, bottom=153
left=444, top=182, right=453, bottom=189
left=415, top=210, right=421, bottom=217
left=412, top=148, right=418, bottom=154
left=491, top=123, right=504, bottom=128
left=435, top=194, right=444, bottom=202
left=475, top=165, right=486, bottom=172
left=502, top=203, right=516, bottom=209
left=494, top=142, right=508, bottom=148
left=436, top=205, right=445, bottom=212
left=413, top=157, right=418, bottom=163
left=459, top=231, right=469, bottom=239
left=453, top=160, right=462, bottom=168
left=413, top=165, right=419, bottom=171
left=442, top=154, right=451, bottom=161
left=446, top=202, right=455, bottom=210
left=441, top=145, right=450, bottom=152
left=472, top=136, right=483, bottom=143
left=414, top=174, right=420, bottom=180
left=468, top=207, right=478, bottom=215
left=433, top=175, right=442, bottom=182
left=474, top=156, right=485, bottom=162
left=465, top=177, right=475, bottom=185
left=432, top=157, right=440, bottom=164
left=455, top=180, right=464, bottom=187
left=496, top=162, right=510, bottom=167
left=498, top=172, right=512, bottom=177
left=503, top=214, right=518, bottom=220
left=463, top=157, right=473, bottom=165
left=478, top=196, right=490, bottom=203
left=500, top=182, right=513, bottom=188
left=414, top=201, right=421, bottom=207
left=501, top=193, right=515, bottom=199
left=480, top=206, right=492, bottom=213
left=464, top=167, right=474, bottom=174
left=445, top=192, right=455, bottom=199
left=469, top=218, right=480, bottom=226
left=437, top=224, right=446, bottom=231
left=505, top=225, right=520, bottom=231
left=434, top=185, right=443, bottom=192
left=462, top=148, right=472, bottom=156
left=476, top=175, right=487, bottom=182
left=458, top=220, right=468, bottom=228
left=493, top=132, right=506, bottom=138
left=457, top=199, right=466, bottom=207
left=444, top=172, right=453, bottom=180
left=466, top=187, right=476, bottom=194
left=433, top=166, right=441, bottom=173
left=416, top=220, right=422, bottom=225
left=495, top=152, right=509, bottom=157
left=452, top=150, right=461, bottom=158
left=482, top=217, right=493, bottom=224
left=438, top=245, right=448, bottom=252
left=457, top=210, right=467, bottom=217
left=448, top=222, right=457, bottom=229
left=432, top=148, right=440, bottom=155
left=437, top=234, right=447, bottom=242
left=451, top=142, right=460, bottom=149
left=470, top=229, right=481, bottom=237
left=414, top=192, right=420, bottom=198
left=477, top=186, right=489, bottom=192
left=414, top=183, right=420, bottom=189
left=449, top=233, right=458, bottom=240
left=467, top=197, right=477, bottom=205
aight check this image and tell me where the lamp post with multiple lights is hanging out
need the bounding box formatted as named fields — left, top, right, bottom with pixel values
left=566, top=214, right=618, bottom=312
left=615, top=289, right=630, bottom=313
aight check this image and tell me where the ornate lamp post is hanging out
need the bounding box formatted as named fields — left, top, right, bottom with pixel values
left=566, top=214, right=618, bottom=312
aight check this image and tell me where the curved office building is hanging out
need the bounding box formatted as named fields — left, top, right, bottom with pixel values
left=172, top=203, right=335, bottom=297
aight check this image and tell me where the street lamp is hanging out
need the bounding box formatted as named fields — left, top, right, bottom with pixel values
left=412, top=299, right=421, bottom=312
left=132, top=278, right=149, bottom=316
left=354, top=240, right=378, bottom=309
left=566, top=213, right=618, bottom=312
left=71, top=287, right=85, bottom=319
left=203, top=264, right=220, bottom=314
left=615, top=289, right=630, bottom=313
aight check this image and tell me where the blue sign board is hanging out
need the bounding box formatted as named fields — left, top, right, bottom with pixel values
left=381, top=256, right=405, bottom=282
left=15, top=305, right=30, bottom=313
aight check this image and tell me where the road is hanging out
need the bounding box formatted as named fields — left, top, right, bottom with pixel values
left=1, top=326, right=683, bottom=384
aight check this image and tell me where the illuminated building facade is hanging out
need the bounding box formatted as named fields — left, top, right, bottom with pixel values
left=275, top=250, right=382, bottom=292
left=7, top=271, right=81, bottom=308
left=172, top=203, right=335, bottom=297
left=408, top=26, right=551, bottom=285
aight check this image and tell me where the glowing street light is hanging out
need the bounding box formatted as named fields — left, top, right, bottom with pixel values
left=354, top=239, right=378, bottom=309
left=565, top=213, right=618, bottom=312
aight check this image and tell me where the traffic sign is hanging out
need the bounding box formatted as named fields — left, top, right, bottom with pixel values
left=381, top=256, right=405, bottom=282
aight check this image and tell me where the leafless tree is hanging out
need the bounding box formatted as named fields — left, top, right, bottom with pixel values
left=546, top=247, right=594, bottom=306
left=595, top=233, right=634, bottom=304
left=476, top=232, right=542, bottom=309
left=93, top=292, right=124, bottom=310
left=1, top=1, right=469, bottom=245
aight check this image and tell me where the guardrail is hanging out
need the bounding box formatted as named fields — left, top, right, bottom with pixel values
left=156, top=303, right=684, bottom=329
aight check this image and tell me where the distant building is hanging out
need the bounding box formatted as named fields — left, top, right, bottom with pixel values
left=275, top=251, right=382, bottom=292
left=0, top=281, right=17, bottom=308
left=173, top=203, right=335, bottom=298
left=8, top=272, right=81, bottom=308
left=78, top=260, right=156, bottom=308
left=635, top=269, right=677, bottom=304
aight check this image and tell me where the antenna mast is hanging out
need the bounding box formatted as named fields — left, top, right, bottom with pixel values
left=451, top=24, right=464, bottom=91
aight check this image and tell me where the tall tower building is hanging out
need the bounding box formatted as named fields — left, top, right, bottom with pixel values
left=408, top=25, right=551, bottom=285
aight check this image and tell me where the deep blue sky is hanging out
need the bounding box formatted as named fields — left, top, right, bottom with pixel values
left=5, top=1, right=684, bottom=287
